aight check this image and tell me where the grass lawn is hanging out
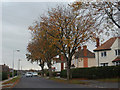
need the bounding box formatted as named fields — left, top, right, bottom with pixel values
left=96, top=78, right=120, bottom=82
left=49, top=77, right=89, bottom=85
left=2, top=76, right=20, bottom=85
left=49, top=77, right=120, bottom=84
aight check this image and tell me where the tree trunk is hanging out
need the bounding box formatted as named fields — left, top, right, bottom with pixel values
left=47, top=62, right=52, bottom=78
left=39, top=60, right=45, bottom=77
left=67, top=65, right=71, bottom=80
left=48, top=66, right=52, bottom=77
left=39, top=61, right=44, bottom=77
left=41, top=66, right=44, bottom=77
left=67, top=58, right=72, bottom=80
left=66, top=56, right=72, bottom=80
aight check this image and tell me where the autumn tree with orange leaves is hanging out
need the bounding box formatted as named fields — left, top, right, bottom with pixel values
left=26, top=40, right=45, bottom=76
left=27, top=24, right=60, bottom=77
left=32, top=5, right=103, bottom=80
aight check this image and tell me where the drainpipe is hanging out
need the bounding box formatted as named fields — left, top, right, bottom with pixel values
left=97, top=52, right=99, bottom=67
left=96, top=38, right=100, bottom=67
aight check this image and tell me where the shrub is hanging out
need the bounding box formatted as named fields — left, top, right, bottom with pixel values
left=60, top=66, right=120, bottom=79
left=10, top=72, right=12, bottom=77
left=0, top=72, right=2, bottom=81
left=52, top=72, right=61, bottom=77
left=14, top=70, right=17, bottom=76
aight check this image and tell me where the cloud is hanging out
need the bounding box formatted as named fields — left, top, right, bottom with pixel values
left=2, top=0, right=76, bottom=2
left=2, top=2, right=69, bottom=70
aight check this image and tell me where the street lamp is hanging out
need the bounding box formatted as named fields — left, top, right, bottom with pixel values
left=18, top=59, right=21, bottom=76
left=12, top=49, right=20, bottom=77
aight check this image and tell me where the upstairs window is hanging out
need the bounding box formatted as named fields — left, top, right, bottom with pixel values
left=115, top=49, right=120, bottom=56
left=101, top=51, right=107, bottom=57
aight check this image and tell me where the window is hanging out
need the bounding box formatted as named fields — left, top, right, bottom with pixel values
left=101, top=51, right=107, bottom=57
left=100, top=63, right=108, bottom=66
left=115, top=49, right=120, bottom=56
left=113, top=62, right=120, bottom=66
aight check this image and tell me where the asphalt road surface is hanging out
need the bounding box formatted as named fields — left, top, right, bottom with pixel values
left=14, top=76, right=91, bottom=88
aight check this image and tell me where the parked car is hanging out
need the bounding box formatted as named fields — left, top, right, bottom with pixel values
left=32, top=72, right=38, bottom=77
left=25, top=72, right=33, bottom=77
left=56, top=73, right=60, bottom=76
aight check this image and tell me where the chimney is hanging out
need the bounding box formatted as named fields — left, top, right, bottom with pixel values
left=83, top=45, right=87, bottom=56
left=60, top=54, right=64, bottom=71
left=96, top=38, right=99, bottom=47
left=78, top=46, right=81, bottom=51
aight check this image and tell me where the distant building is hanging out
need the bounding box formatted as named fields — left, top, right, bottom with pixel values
left=72, top=45, right=96, bottom=68
left=9, top=68, right=13, bottom=73
left=94, top=37, right=120, bottom=66
left=1, top=64, right=10, bottom=72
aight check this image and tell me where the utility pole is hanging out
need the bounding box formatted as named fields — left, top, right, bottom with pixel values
left=18, top=59, right=21, bottom=76
left=12, top=49, right=20, bottom=77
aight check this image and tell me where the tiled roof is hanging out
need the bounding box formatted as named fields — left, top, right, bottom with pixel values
left=53, top=57, right=66, bottom=63
left=74, top=49, right=95, bottom=59
left=112, top=56, right=120, bottom=62
left=94, top=37, right=120, bottom=51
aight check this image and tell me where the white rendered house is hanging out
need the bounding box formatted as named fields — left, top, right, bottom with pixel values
left=94, top=37, right=120, bottom=66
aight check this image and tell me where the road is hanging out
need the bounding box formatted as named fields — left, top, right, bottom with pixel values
left=13, top=76, right=120, bottom=88
left=14, top=76, right=91, bottom=88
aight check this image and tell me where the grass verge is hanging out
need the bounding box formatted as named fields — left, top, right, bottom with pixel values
left=96, top=78, right=120, bottom=82
left=49, top=77, right=89, bottom=85
left=2, top=76, right=20, bottom=85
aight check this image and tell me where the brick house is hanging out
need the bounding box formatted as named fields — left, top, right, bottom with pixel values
left=1, top=64, right=10, bottom=72
left=52, top=55, right=66, bottom=72
left=72, top=45, right=96, bottom=68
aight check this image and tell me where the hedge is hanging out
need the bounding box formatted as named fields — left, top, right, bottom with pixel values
left=0, top=72, right=2, bottom=81
left=2, top=72, right=8, bottom=80
left=46, top=71, right=61, bottom=77
left=2, top=70, right=17, bottom=81
left=60, top=66, right=120, bottom=79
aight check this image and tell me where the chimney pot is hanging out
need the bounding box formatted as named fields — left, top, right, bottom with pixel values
left=96, top=38, right=99, bottom=47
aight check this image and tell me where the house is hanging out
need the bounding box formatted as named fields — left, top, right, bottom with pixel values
left=1, top=64, right=10, bottom=72
left=94, top=37, right=120, bottom=66
left=72, top=45, right=96, bottom=68
left=52, top=55, right=66, bottom=72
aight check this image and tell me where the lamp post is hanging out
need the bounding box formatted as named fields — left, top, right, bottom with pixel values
left=18, top=59, right=21, bottom=76
left=12, top=49, right=20, bottom=77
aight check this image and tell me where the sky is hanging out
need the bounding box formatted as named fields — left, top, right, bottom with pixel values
left=0, top=1, right=74, bottom=70
left=0, top=0, right=97, bottom=70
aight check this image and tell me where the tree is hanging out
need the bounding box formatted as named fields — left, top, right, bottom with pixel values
left=71, top=0, right=120, bottom=37
left=26, top=41, right=45, bottom=77
left=28, top=24, right=60, bottom=77
left=38, top=5, right=101, bottom=80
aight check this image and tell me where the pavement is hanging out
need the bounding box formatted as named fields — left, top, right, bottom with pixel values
left=1, top=76, right=18, bottom=88
left=13, top=76, right=120, bottom=88
left=2, top=76, right=17, bottom=83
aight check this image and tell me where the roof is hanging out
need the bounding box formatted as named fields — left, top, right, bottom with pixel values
left=75, top=49, right=95, bottom=59
left=112, top=56, right=120, bottom=62
left=53, top=57, right=66, bottom=63
left=94, top=37, right=120, bottom=51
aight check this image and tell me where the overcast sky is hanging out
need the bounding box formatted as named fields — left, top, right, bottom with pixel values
left=1, top=1, right=71, bottom=70
left=1, top=0, right=96, bottom=70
